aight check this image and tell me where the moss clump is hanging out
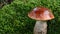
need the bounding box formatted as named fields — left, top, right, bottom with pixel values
left=0, top=0, right=60, bottom=34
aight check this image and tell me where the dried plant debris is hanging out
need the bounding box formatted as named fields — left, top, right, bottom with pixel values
left=0, top=0, right=13, bottom=8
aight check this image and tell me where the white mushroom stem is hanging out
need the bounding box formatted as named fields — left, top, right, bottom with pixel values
left=34, top=21, right=47, bottom=34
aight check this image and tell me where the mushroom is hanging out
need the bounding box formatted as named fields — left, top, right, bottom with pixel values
left=28, top=7, right=54, bottom=34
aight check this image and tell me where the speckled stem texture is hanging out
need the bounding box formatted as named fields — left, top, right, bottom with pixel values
left=34, top=21, right=47, bottom=34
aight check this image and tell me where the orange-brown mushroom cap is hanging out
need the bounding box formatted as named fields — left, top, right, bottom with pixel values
left=28, top=7, right=54, bottom=21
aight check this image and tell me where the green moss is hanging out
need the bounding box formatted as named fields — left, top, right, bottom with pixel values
left=0, top=0, right=60, bottom=34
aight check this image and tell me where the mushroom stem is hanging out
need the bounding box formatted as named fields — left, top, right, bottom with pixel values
left=34, top=21, right=47, bottom=34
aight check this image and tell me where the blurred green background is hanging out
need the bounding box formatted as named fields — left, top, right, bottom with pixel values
left=0, top=0, right=60, bottom=34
